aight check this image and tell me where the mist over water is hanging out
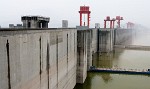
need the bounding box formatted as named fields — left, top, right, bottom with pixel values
left=74, top=28, right=150, bottom=89
left=132, top=29, right=150, bottom=46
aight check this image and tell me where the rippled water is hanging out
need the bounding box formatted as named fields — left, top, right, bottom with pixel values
left=74, top=30, right=150, bottom=89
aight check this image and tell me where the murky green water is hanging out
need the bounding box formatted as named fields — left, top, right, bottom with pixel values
left=74, top=30, right=150, bottom=89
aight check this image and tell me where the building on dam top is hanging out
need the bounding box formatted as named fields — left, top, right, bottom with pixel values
left=62, top=20, right=68, bottom=28
left=21, top=16, right=50, bottom=28
left=9, top=24, right=23, bottom=28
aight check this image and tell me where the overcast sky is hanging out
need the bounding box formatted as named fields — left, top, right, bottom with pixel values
left=0, top=0, right=150, bottom=28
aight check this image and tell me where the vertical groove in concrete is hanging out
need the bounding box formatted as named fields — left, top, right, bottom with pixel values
left=39, top=37, right=42, bottom=89
left=67, top=34, right=68, bottom=75
left=6, top=40, right=11, bottom=89
left=56, top=35, right=58, bottom=88
left=84, top=32, right=85, bottom=56
left=74, top=33, right=76, bottom=67
left=74, top=33, right=75, bottom=57
left=110, top=31, right=112, bottom=51
left=97, top=29, right=100, bottom=52
left=114, top=29, right=116, bottom=45
left=78, top=32, right=81, bottom=66
left=46, top=42, right=50, bottom=89
left=87, top=30, right=92, bottom=70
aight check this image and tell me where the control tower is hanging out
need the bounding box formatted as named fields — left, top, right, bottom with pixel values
left=21, top=16, right=50, bottom=28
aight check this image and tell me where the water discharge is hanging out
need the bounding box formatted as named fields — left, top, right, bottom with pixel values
left=74, top=30, right=150, bottom=89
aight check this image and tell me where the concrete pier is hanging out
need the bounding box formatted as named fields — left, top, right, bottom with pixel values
left=87, top=30, right=92, bottom=70
left=91, top=29, right=98, bottom=54
left=76, top=30, right=88, bottom=83
left=76, top=28, right=98, bottom=83
left=98, top=28, right=114, bottom=53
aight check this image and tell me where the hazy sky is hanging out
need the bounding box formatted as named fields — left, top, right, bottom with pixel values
left=0, top=0, right=150, bottom=28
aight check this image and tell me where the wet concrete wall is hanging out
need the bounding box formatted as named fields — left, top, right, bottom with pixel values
left=91, top=29, right=98, bottom=54
left=0, top=28, right=77, bottom=89
left=76, top=28, right=98, bottom=83
left=87, top=30, right=92, bottom=70
left=77, top=30, right=88, bottom=83
left=98, top=29, right=114, bottom=53
left=76, top=28, right=99, bottom=84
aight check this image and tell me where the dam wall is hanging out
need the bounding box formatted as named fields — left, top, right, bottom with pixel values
left=0, top=28, right=77, bottom=89
left=0, top=27, right=134, bottom=88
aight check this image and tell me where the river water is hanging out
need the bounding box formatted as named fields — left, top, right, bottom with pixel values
left=74, top=30, right=150, bottom=89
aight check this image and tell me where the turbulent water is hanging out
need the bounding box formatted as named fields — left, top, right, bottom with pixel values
left=74, top=30, right=150, bottom=89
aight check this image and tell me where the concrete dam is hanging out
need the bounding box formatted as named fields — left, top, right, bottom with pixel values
left=0, top=28, right=133, bottom=89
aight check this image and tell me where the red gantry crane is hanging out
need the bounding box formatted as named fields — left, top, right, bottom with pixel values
left=104, top=16, right=116, bottom=29
left=116, top=16, right=123, bottom=28
left=110, top=18, right=116, bottom=29
left=79, top=6, right=91, bottom=27
left=104, top=16, right=111, bottom=28
left=127, top=22, right=134, bottom=29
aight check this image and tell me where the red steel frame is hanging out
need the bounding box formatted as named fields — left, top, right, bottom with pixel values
left=79, top=6, right=91, bottom=27
left=104, top=16, right=116, bottom=29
